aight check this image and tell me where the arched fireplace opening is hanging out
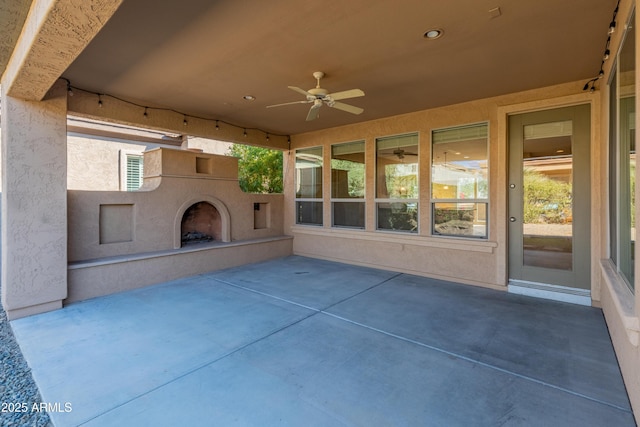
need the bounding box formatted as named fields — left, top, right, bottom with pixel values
left=181, top=202, right=222, bottom=246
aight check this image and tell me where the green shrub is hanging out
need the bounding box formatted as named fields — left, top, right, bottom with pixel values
left=523, top=168, right=572, bottom=224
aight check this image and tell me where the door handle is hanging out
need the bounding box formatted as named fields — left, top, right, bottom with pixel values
left=510, top=217, right=516, bottom=222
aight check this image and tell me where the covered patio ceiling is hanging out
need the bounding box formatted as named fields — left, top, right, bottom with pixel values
left=63, top=0, right=617, bottom=136
left=1, top=0, right=617, bottom=137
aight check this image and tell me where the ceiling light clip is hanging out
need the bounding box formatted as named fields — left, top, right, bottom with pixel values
left=582, top=0, right=620, bottom=92
left=58, top=78, right=291, bottom=145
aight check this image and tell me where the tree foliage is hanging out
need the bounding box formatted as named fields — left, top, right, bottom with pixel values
left=331, top=159, right=364, bottom=197
left=227, top=144, right=283, bottom=193
left=523, top=168, right=572, bottom=224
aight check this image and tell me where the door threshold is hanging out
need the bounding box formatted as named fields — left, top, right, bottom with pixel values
left=508, top=280, right=591, bottom=306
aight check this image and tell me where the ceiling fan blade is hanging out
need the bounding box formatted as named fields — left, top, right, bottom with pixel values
left=288, top=86, right=313, bottom=97
left=329, top=89, right=365, bottom=101
left=306, top=103, right=322, bottom=121
left=331, top=101, right=364, bottom=115
left=266, top=100, right=311, bottom=108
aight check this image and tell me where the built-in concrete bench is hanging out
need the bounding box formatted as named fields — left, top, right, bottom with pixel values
left=67, top=236, right=293, bottom=303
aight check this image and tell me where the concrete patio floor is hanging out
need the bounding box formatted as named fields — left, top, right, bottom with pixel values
left=10, top=256, right=635, bottom=426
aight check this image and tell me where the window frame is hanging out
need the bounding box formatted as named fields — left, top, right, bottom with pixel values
left=609, top=8, right=636, bottom=291
left=430, top=122, right=489, bottom=239
left=295, top=146, right=324, bottom=226
left=331, top=140, right=366, bottom=229
left=374, top=132, right=420, bottom=233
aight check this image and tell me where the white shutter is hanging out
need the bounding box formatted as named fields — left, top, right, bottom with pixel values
left=126, top=155, right=144, bottom=191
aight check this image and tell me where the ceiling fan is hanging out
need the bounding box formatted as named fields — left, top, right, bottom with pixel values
left=393, top=148, right=418, bottom=159
left=267, top=71, right=365, bottom=121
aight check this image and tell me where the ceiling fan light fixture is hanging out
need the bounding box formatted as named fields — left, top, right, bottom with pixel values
left=424, top=29, right=443, bottom=40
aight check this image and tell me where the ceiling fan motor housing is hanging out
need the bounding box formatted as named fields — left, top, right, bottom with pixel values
left=308, top=87, right=329, bottom=97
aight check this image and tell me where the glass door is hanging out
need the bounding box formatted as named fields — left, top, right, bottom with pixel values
left=508, top=104, right=591, bottom=289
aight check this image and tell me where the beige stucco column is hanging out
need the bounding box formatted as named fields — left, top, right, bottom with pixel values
left=1, top=80, right=68, bottom=319
left=0, top=0, right=125, bottom=319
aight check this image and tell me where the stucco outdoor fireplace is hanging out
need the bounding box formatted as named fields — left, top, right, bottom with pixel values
left=67, top=147, right=290, bottom=304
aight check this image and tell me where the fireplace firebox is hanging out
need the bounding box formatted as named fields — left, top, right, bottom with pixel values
left=181, top=202, right=222, bottom=246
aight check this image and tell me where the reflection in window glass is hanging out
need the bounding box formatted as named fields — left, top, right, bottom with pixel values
left=331, top=141, right=364, bottom=198
left=522, top=121, right=573, bottom=270
left=376, top=134, right=419, bottom=232
left=296, top=201, right=323, bottom=226
left=295, top=147, right=322, bottom=198
left=610, top=72, right=618, bottom=267
left=612, top=10, right=636, bottom=289
left=332, top=141, right=365, bottom=228
left=377, top=202, right=418, bottom=232
left=333, top=202, right=365, bottom=228
left=433, top=203, right=487, bottom=237
left=432, top=123, right=488, bottom=238
left=295, top=147, right=323, bottom=225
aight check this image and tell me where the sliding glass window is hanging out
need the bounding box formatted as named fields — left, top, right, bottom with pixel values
left=431, top=123, right=489, bottom=238
left=295, top=147, right=323, bottom=226
left=609, top=9, right=635, bottom=290
left=375, top=133, right=419, bottom=232
left=331, top=141, right=365, bottom=228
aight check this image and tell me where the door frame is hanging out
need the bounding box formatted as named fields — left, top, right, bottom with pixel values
left=507, top=103, right=591, bottom=304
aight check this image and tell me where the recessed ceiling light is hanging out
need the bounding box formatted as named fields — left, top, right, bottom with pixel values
left=556, top=149, right=565, bottom=153
left=424, top=29, right=443, bottom=40
left=243, top=95, right=256, bottom=101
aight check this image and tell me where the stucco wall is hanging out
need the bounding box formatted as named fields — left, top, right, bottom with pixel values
left=286, top=80, right=597, bottom=290
left=67, top=133, right=151, bottom=191
left=68, top=148, right=285, bottom=262
left=185, top=136, right=232, bottom=155
left=67, top=127, right=232, bottom=191
left=1, top=80, right=68, bottom=319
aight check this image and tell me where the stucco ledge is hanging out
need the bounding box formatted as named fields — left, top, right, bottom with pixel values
left=600, top=259, right=640, bottom=347
left=290, top=226, right=497, bottom=253
left=68, top=236, right=293, bottom=268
